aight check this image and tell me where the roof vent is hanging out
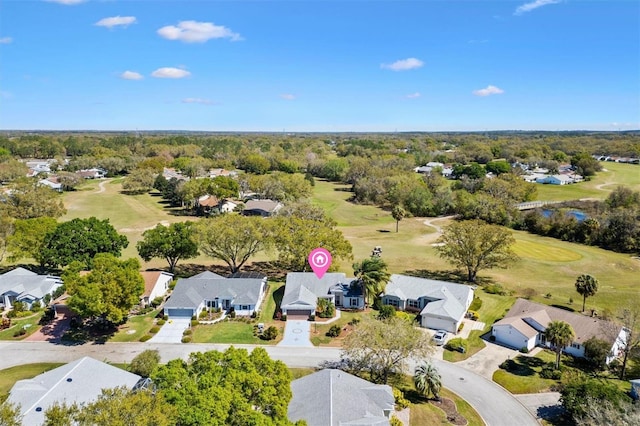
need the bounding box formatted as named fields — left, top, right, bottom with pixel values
left=66, top=378, right=72, bottom=382
left=35, top=407, right=42, bottom=412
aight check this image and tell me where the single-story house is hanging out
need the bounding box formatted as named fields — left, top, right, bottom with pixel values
left=163, top=271, right=267, bottom=318
left=76, top=168, right=106, bottom=179
left=0, top=267, right=63, bottom=310
left=197, top=194, right=220, bottom=215
left=139, top=271, right=173, bottom=307
left=242, top=199, right=282, bottom=217
left=288, top=369, right=395, bottom=426
left=492, top=299, right=627, bottom=363
left=7, top=357, right=143, bottom=426
left=535, top=174, right=576, bottom=185
left=220, top=199, right=239, bottom=213
left=281, top=272, right=363, bottom=318
left=381, top=274, right=474, bottom=333
left=631, top=379, right=640, bottom=400
left=38, top=176, right=63, bottom=192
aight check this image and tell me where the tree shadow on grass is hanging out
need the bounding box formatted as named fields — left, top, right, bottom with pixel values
left=502, top=355, right=545, bottom=377
left=403, top=269, right=496, bottom=286
left=174, top=261, right=287, bottom=280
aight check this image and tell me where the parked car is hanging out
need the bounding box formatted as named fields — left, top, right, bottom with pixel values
left=432, top=330, right=447, bottom=346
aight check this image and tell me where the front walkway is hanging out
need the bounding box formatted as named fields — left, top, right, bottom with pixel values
left=278, top=319, right=313, bottom=347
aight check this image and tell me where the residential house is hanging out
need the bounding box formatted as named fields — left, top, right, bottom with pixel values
left=162, top=167, right=189, bottom=181
left=492, top=299, right=627, bottom=363
left=380, top=274, right=474, bottom=333
left=38, top=176, right=63, bottom=192
left=139, top=271, right=173, bottom=307
left=536, top=174, right=576, bottom=185
left=281, top=272, right=363, bottom=318
left=196, top=194, right=220, bottom=215
left=220, top=199, right=239, bottom=213
left=242, top=199, right=282, bottom=217
left=207, top=168, right=238, bottom=178
left=288, top=369, right=395, bottom=426
left=7, top=357, right=142, bottom=426
left=76, top=168, right=106, bottom=179
left=163, top=271, right=267, bottom=318
left=0, top=267, right=63, bottom=310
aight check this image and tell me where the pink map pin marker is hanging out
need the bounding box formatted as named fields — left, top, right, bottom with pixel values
left=308, top=248, right=332, bottom=279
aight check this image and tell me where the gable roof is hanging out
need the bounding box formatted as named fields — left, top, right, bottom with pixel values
left=140, top=271, right=173, bottom=298
left=495, top=298, right=620, bottom=345
left=383, top=274, right=473, bottom=322
left=289, top=369, right=394, bottom=426
left=165, top=273, right=265, bottom=309
left=7, top=357, right=141, bottom=426
left=282, top=273, right=354, bottom=308
left=0, top=268, right=62, bottom=301
left=243, top=199, right=282, bottom=213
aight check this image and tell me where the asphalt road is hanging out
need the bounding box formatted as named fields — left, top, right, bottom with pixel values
left=0, top=341, right=539, bottom=426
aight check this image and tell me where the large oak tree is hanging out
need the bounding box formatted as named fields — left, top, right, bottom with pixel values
left=435, top=219, right=519, bottom=282
left=137, top=222, right=198, bottom=273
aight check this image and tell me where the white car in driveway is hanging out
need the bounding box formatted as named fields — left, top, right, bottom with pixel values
left=432, top=330, right=447, bottom=346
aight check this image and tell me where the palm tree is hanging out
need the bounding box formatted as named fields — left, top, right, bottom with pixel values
left=414, top=362, right=441, bottom=401
left=391, top=205, right=406, bottom=233
left=352, top=257, right=391, bottom=307
left=575, top=274, right=599, bottom=312
left=545, top=320, right=575, bottom=370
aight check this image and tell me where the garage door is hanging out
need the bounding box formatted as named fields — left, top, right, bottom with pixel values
left=167, top=308, right=193, bottom=318
left=286, top=309, right=313, bottom=319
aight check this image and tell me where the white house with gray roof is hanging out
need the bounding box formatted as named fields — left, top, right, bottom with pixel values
left=163, top=270, right=267, bottom=318
left=381, top=274, right=474, bottom=333
left=0, top=267, right=63, bottom=310
left=7, top=357, right=142, bottom=426
left=281, top=272, right=363, bottom=318
left=288, top=369, right=395, bottom=426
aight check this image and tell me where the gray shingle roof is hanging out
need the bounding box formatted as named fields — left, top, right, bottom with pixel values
left=282, top=273, right=353, bottom=309
left=0, top=267, right=62, bottom=301
left=7, top=357, right=141, bottom=426
left=165, top=275, right=265, bottom=309
left=384, top=274, right=473, bottom=322
left=289, top=369, right=394, bottom=426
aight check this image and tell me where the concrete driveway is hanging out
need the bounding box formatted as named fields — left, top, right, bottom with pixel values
left=278, top=319, right=313, bottom=347
left=149, top=317, right=191, bottom=343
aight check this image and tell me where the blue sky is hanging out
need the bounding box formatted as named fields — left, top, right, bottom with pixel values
left=0, top=0, right=638, bottom=131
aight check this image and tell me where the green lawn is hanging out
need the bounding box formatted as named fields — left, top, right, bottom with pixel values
left=110, top=309, right=161, bottom=342
left=0, top=363, right=64, bottom=402
left=192, top=320, right=283, bottom=344
left=0, top=312, right=44, bottom=340
left=310, top=310, right=368, bottom=346
left=260, top=282, right=284, bottom=323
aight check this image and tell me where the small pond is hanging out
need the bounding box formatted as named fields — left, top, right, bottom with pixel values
left=541, top=209, right=587, bottom=222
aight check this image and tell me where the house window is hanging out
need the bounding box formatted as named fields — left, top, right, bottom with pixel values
left=350, top=298, right=359, bottom=307
left=571, top=343, right=581, bottom=349
left=241, top=305, right=249, bottom=310
left=408, top=300, right=420, bottom=309
left=386, top=298, right=400, bottom=308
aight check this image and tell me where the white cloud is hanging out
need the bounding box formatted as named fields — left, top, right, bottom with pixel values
left=381, top=57, right=424, bottom=71
left=151, top=67, right=191, bottom=79
left=44, top=0, right=86, bottom=5
left=280, top=94, right=296, bottom=100
left=95, top=16, right=137, bottom=28
left=515, top=0, right=561, bottom=15
left=157, top=20, right=242, bottom=43
left=119, top=71, right=143, bottom=80
left=0, top=37, right=12, bottom=44
left=182, top=98, right=212, bottom=105
left=406, top=92, right=421, bottom=99
left=473, top=85, right=505, bottom=96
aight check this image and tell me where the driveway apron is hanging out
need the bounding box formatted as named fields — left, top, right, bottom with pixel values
left=149, top=318, right=191, bottom=343
left=278, top=319, right=313, bottom=347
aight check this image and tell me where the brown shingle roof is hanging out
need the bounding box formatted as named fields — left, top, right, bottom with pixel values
left=140, top=271, right=163, bottom=298
left=498, top=298, right=619, bottom=344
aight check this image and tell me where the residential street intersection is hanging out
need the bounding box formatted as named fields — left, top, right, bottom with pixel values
left=0, top=341, right=539, bottom=426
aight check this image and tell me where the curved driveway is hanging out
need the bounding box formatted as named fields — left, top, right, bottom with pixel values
left=0, top=342, right=538, bottom=426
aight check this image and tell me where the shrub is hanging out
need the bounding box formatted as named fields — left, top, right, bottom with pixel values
left=139, top=335, right=152, bottom=342
left=308, top=314, right=316, bottom=321
left=191, top=319, right=198, bottom=327
left=326, top=325, right=341, bottom=338
left=316, top=298, right=335, bottom=318
left=520, top=346, right=529, bottom=354
left=377, top=305, right=396, bottom=320
left=181, top=336, right=192, bottom=343
left=458, top=322, right=465, bottom=333
left=157, top=319, right=166, bottom=326
left=199, top=310, right=209, bottom=319
left=484, top=283, right=509, bottom=296
left=128, top=349, right=160, bottom=377
left=390, top=416, right=403, bottom=426
left=183, top=329, right=192, bottom=336
left=151, top=296, right=164, bottom=307
left=348, top=318, right=360, bottom=326
left=540, top=363, right=563, bottom=380
left=149, top=326, right=160, bottom=334
left=229, top=310, right=236, bottom=319
left=13, top=328, right=27, bottom=337
left=281, top=314, right=287, bottom=321
left=467, top=310, right=479, bottom=320
left=392, top=388, right=409, bottom=409
left=545, top=293, right=552, bottom=299
left=522, top=288, right=536, bottom=300
left=251, top=310, right=258, bottom=319
left=489, top=335, right=496, bottom=342
left=469, top=296, right=483, bottom=311
left=499, top=359, right=516, bottom=371
left=262, top=326, right=278, bottom=340
left=30, top=303, right=43, bottom=312
left=445, top=337, right=468, bottom=353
